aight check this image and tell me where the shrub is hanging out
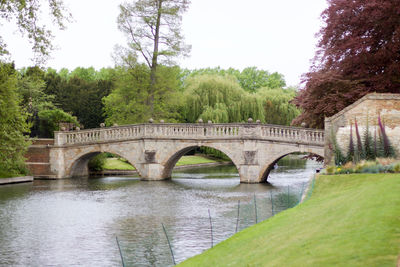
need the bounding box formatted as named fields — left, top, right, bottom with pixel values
left=38, top=109, right=79, bottom=137
left=326, top=165, right=336, bottom=175
left=88, top=153, right=107, bottom=171
left=393, top=163, right=400, bottom=173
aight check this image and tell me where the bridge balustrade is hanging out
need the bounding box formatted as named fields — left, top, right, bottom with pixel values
left=54, top=123, right=324, bottom=146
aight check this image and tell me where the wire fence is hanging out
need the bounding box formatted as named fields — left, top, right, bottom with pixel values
left=116, top=181, right=313, bottom=266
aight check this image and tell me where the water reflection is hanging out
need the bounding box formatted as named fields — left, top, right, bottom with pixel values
left=0, top=156, right=321, bottom=266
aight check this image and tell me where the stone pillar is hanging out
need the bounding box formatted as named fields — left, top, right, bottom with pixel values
left=238, top=164, right=262, bottom=183
left=49, top=147, right=67, bottom=178
left=139, top=163, right=169, bottom=181
left=239, top=149, right=262, bottom=183
left=138, top=149, right=169, bottom=181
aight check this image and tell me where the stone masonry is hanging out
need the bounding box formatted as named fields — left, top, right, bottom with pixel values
left=324, top=93, right=400, bottom=164
left=28, top=123, right=324, bottom=183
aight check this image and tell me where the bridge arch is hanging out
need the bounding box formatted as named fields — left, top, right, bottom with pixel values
left=67, top=148, right=141, bottom=178
left=161, top=144, right=240, bottom=179
left=259, top=148, right=324, bottom=183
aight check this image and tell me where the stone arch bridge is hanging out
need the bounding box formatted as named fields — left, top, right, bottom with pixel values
left=34, top=123, right=324, bottom=183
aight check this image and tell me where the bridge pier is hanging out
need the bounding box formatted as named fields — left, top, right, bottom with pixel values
left=139, top=163, right=169, bottom=181
left=238, top=165, right=262, bottom=183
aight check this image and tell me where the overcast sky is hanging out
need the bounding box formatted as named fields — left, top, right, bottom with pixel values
left=2, top=0, right=327, bottom=86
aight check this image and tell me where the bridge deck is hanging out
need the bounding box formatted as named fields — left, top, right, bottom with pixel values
left=54, top=123, right=324, bottom=146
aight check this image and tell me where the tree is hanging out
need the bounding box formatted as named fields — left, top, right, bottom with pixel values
left=182, top=67, right=286, bottom=92
left=293, top=0, right=400, bottom=128
left=258, top=87, right=300, bottom=125
left=0, top=63, right=30, bottom=175
left=237, top=67, right=286, bottom=92
left=117, top=0, right=190, bottom=115
left=0, top=0, right=71, bottom=64
left=103, top=65, right=182, bottom=125
left=38, top=109, right=78, bottom=137
left=183, top=75, right=265, bottom=123
left=44, top=68, right=114, bottom=129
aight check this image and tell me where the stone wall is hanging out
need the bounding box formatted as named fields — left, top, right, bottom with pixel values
left=25, top=139, right=56, bottom=179
left=324, top=93, right=400, bottom=165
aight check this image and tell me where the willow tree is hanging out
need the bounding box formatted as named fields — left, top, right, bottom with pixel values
left=183, top=75, right=265, bottom=123
left=257, top=87, right=300, bottom=125
left=117, top=0, right=190, bottom=116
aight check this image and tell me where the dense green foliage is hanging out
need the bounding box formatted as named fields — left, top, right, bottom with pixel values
left=103, top=65, right=183, bottom=125
left=183, top=75, right=264, bottom=123
left=182, top=73, right=299, bottom=125
left=0, top=63, right=30, bottom=176
left=182, top=66, right=286, bottom=92
left=179, top=174, right=400, bottom=266
left=258, top=87, right=300, bottom=125
left=88, top=153, right=107, bottom=171
left=45, top=75, right=112, bottom=129
left=38, top=109, right=78, bottom=137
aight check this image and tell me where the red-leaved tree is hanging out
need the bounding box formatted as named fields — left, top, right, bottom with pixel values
left=293, top=0, right=400, bottom=128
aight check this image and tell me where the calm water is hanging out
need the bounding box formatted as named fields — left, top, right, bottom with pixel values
left=0, top=158, right=321, bottom=266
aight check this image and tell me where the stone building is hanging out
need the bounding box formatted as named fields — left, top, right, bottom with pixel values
left=324, top=93, right=400, bottom=165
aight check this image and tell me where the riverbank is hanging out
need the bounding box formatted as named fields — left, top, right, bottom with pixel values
left=179, top=173, right=400, bottom=266
left=0, top=176, right=33, bottom=185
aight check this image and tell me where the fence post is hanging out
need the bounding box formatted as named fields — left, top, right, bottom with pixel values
left=298, top=182, right=305, bottom=205
left=162, top=223, right=176, bottom=265
left=270, top=191, right=274, bottom=216
left=235, top=200, right=240, bottom=233
left=208, top=209, right=214, bottom=248
left=254, top=194, right=258, bottom=224
left=116, top=236, right=126, bottom=267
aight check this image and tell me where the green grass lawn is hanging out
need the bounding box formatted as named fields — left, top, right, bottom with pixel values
left=103, top=155, right=224, bottom=170
left=175, top=155, right=223, bottom=166
left=103, top=158, right=136, bottom=170
left=179, top=174, right=400, bottom=266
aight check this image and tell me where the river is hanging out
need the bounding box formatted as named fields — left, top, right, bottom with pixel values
left=0, top=157, right=321, bottom=266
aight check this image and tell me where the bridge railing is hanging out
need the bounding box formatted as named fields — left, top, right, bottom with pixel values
left=54, top=123, right=324, bottom=146
left=261, top=125, right=325, bottom=143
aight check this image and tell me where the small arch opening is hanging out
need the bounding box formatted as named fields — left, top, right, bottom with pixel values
left=69, top=152, right=139, bottom=178
left=260, top=153, right=324, bottom=183
left=162, top=146, right=238, bottom=180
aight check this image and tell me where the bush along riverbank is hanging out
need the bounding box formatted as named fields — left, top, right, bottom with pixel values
left=0, top=169, right=33, bottom=185
left=179, top=173, right=400, bottom=266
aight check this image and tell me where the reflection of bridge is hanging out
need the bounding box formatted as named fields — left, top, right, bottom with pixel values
left=41, top=123, right=324, bottom=183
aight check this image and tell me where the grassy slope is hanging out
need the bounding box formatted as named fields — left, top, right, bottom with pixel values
left=179, top=174, right=400, bottom=267
left=103, top=155, right=223, bottom=170
left=175, top=155, right=223, bottom=166
left=103, top=158, right=136, bottom=170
